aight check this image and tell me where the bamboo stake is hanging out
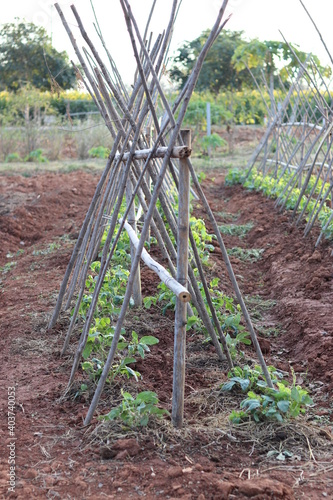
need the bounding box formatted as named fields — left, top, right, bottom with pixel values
left=245, top=64, right=308, bottom=178
left=66, top=122, right=149, bottom=387
left=63, top=161, right=122, bottom=312
left=49, top=3, right=129, bottom=329
left=296, top=141, right=332, bottom=226
left=90, top=0, right=129, bottom=101
left=304, top=181, right=333, bottom=237
left=119, top=0, right=234, bottom=364
left=275, top=125, right=326, bottom=211
left=128, top=170, right=224, bottom=354
left=52, top=4, right=173, bottom=335
left=298, top=0, right=333, bottom=67
left=48, top=154, right=114, bottom=330
left=172, top=129, right=191, bottom=428
left=166, top=160, right=233, bottom=367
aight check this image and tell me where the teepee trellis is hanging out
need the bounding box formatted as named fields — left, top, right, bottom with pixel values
left=49, top=0, right=273, bottom=428
left=244, top=25, right=333, bottom=248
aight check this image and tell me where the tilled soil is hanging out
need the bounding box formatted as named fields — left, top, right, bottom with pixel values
left=0, top=168, right=332, bottom=499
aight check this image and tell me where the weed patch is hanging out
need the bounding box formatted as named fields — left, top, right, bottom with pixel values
left=219, top=222, right=254, bottom=238
left=216, top=210, right=240, bottom=222
left=227, top=247, right=264, bottom=262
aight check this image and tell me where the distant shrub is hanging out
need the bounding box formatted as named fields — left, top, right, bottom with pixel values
left=88, top=146, right=110, bottom=159
left=24, top=149, right=48, bottom=163
left=5, top=152, right=22, bottom=163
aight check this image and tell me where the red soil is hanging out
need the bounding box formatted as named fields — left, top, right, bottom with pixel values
left=0, top=167, right=332, bottom=499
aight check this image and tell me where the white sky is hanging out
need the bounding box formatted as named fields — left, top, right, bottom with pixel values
left=2, top=0, right=333, bottom=86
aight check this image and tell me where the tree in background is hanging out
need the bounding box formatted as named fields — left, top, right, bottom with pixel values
left=232, top=39, right=331, bottom=83
left=170, top=30, right=257, bottom=93
left=170, top=30, right=331, bottom=94
left=232, top=39, right=331, bottom=117
left=0, top=20, right=77, bottom=91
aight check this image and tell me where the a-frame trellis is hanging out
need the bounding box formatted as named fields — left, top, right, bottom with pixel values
left=49, top=0, right=272, bottom=428
left=244, top=4, right=333, bottom=246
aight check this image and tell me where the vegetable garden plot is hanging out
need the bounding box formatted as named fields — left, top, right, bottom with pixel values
left=49, top=0, right=275, bottom=429
left=1, top=168, right=333, bottom=499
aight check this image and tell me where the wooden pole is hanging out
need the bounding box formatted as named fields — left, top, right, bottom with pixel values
left=172, top=130, right=191, bottom=429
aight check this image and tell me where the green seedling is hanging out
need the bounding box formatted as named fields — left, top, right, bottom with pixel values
left=99, top=389, right=169, bottom=427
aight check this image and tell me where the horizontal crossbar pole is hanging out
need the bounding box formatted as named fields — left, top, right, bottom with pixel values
left=120, top=218, right=191, bottom=303
left=115, top=145, right=192, bottom=161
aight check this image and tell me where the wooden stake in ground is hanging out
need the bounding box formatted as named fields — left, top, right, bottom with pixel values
left=172, top=130, right=191, bottom=428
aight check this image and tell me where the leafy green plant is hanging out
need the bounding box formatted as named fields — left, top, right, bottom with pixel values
left=144, top=275, right=250, bottom=359
left=199, top=133, right=228, bottom=155
left=122, top=331, right=159, bottom=358
left=79, top=261, right=130, bottom=322
left=5, top=152, right=22, bottom=162
left=24, top=148, right=48, bottom=163
left=190, top=216, right=215, bottom=264
left=238, top=383, right=313, bottom=423
left=0, top=261, right=16, bottom=274
left=99, top=389, right=169, bottom=427
left=222, top=365, right=314, bottom=423
left=82, top=353, right=140, bottom=384
left=221, top=364, right=283, bottom=393
left=143, top=295, right=158, bottom=309
left=80, top=299, right=159, bottom=384
left=197, top=171, right=206, bottom=184
left=88, top=146, right=110, bottom=159
left=225, top=168, right=246, bottom=186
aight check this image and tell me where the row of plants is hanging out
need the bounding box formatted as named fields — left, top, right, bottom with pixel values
left=75, top=222, right=168, bottom=425
left=5, top=146, right=110, bottom=164
left=75, top=185, right=315, bottom=429
left=0, top=117, right=111, bottom=163
left=0, top=88, right=97, bottom=119
left=0, top=87, right=268, bottom=127
left=76, top=191, right=255, bottom=426
left=182, top=89, right=267, bottom=131
left=181, top=88, right=333, bottom=132
left=225, top=167, right=333, bottom=240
